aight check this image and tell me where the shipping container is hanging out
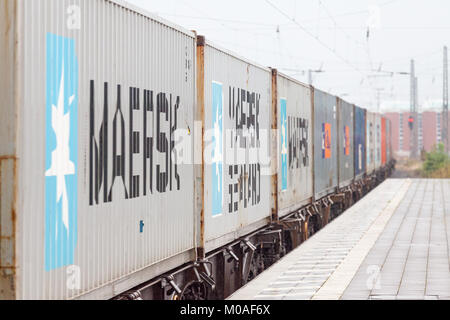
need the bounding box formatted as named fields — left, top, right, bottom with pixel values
left=366, top=112, right=376, bottom=174
left=313, top=88, right=338, bottom=199
left=0, top=0, right=198, bottom=300
left=199, top=39, right=272, bottom=253
left=381, top=117, right=387, bottom=166
left=276, top=72, right=313, bottom=217
left=354, top=106, right=366, bottom=180
left=337, top=99, right=354, bottom=188
left=375, top=114, right=382, bottom=169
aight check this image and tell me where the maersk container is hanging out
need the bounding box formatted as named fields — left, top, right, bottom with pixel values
left=375, top=114, right=382, bottom=170
left=0, top=0, right=197, bottom=300
left=381, top=117, right=387, bottom=166
left=366, top=112, right=376, bottom=174
left=276, top=72, right=313, bottom=217
left=337, top=99, right=354, bottom=188
left=354, top=106, right=366, bottom=180
left=200, top=39, right=272, bottom=253
left=313, top=88, right=338, bottom=200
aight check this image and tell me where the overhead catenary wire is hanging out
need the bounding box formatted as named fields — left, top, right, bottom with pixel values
left=264, top=0, right=367, bottom=77
left=157, top=0, right=442, bottom=109
left=264, top=0, right=374, bottom=101
left=158, top=0, right=399, bottom=30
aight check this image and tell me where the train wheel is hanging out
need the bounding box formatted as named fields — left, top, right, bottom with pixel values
left=247, top=254, right=264, bottom=283
left=308, top=218, right=315, bottom=237
left=179, top=281, right=208, bottom=301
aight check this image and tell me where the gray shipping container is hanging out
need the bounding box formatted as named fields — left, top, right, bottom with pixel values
left=375, top=113, right=382, bottom=170
left=366, top=112, right=376, bottom=174
left=337, top=99, right=355, bottom=188
left=202, top=41, right=272, bottom=252
left=277, top=73, right=313, bottom=217
left=0, top=0, right=197, bottom=300
left=313, top=88, right=338, bottom=200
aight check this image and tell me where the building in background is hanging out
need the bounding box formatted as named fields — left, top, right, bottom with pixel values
left=384, top=107, right=450, bottom=159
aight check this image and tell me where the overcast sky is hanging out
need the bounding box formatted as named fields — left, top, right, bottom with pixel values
left=127, top=0, right=449, bottom=112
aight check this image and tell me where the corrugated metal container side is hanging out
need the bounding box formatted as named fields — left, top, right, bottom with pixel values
left=337, top=99, right=354, bottom=188
left=313, top=88, right=338, bottom=200
left=381, top=117, right=387, bottom=166
left=203, top=40, right=272, bottom=252
left=375, top=114, right=382, bottom=169
left=354, top=106, right=366, bottom=180
left=366, top=112, right=376, bottom=174
left=11, top=0, right=197, bottom=300
left=276, top=73, right=313, bottom=217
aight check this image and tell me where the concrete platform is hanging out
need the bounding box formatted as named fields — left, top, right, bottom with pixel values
left=229, top=179, right=450, bottom=300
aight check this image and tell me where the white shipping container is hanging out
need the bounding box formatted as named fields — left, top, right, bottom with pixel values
left=201, top=40, right=272, bottom=253
left=277, top=73, right=313, bottom=217
left=0, top=0, right=197, bottom=300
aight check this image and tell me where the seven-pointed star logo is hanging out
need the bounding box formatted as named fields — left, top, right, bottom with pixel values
left=45, top=62, right=76, bottom=234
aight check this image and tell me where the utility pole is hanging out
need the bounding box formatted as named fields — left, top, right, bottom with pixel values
left=443, top=46, right=448, bottom=154
left=308, top=68, right=324, bottom=85
left=409, top=60, right=418, bottom=159
left=415, top=77, right=419, bottom=155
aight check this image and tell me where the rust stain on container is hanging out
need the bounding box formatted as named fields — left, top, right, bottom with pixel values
left=0, top=157, right=18, bottom=299
left=271, top=69, right=278, bottom=222
left=197, top=35, right=206, bottom=259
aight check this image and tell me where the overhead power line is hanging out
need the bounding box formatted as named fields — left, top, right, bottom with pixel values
left=318, top=0, right=366, bottom=48
left=264, top=0, right=367, bottom=78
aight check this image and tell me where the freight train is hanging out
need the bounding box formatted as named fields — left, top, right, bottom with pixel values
left=0, top=0, right=395, bottom=300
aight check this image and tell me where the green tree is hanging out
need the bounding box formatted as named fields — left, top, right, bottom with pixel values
left=423, top=143, right=449, bottom=176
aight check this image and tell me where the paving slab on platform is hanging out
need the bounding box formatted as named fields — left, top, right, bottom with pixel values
left=228, top=179, right=450, bottom=300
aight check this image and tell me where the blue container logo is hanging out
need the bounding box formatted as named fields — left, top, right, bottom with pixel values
left=280, top=98, right=288, bottom=191
left=45, top=33, right=78, bottom=271
left=212, top=81, right=223, bottom=216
